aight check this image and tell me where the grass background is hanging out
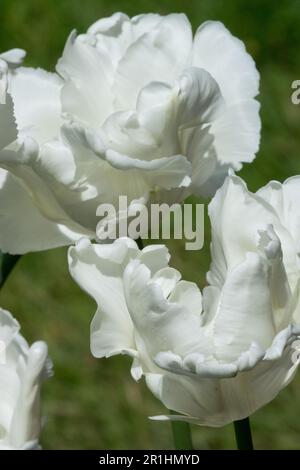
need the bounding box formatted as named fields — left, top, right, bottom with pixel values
left=1, top=0, right=300, bottom=449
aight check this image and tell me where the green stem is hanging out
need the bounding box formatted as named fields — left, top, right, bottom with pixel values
left=233, top=417, right=254, bottom=450
left=170, top=417, right=193, bottom=450
left=0, top=252, right=21, bottom=289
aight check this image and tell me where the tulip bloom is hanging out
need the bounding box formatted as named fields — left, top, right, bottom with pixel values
left=0, top=308, right=51, bottom=449
left=0, top=14, right=260, bottom=254
left=69, top=175, right=300, bottom=426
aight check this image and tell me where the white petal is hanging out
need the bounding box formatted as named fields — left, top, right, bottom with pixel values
left=192, top=21, right=259, bottom=103
left=36, top=140, right=76, bottom=186
left=57, top=31, right=113, bottom=127
left=104, top=149, right=191, bottom=190
left=0, top=169, right=89, bottom=254
left=62, top=123, right=152, bottom=207
left=114, top=14, right=192, bottom=109
left=258, top=176, right=300, bottom=256
left=106, top=82, right=185, bottom=168
left=0, top=93, right=17, bottom=150
left=0, top=49, right=26, bottom=67
left=257, top=226, right=292, bottom=331
left=0, top=59, right=8, bottom=104
left=168, top=280, right=203, bottom=318
left=89, top=13, right=162, bottom=66
left=213, top=252, right=276, bottom=362
left=176, top=67, right=224, bottom=128
left=235, top=342, right=265, bottom=371
left=10, top=342, right=48, bottom=448
left=147, top=323, right=300, bottom=426
left=192, top=160, right=230, bottom=198
left=1, top=141, right=72, bottom=225
left=124, top=260, right=212, bottom=359
left=184, top=126, right=217, bottom=195
left=87, top=12, right=132, bottom=67
left=28, top=140, right=101, bottom=231
left=131, top=357, right=143, bottom=381
left=131, top=14, right=163, bottom=38
left=210, top=99, right=261, bottom=166
left=0, top=309, right=49, bottom=449
left=0, top=308, right=20, bottom=346
left=154, top=351, right=238, bottom=379
left=101, top=109, right=161, bottom=160
left=207, top=175, right=296, bottom=288
left=0, top=366, right=20, bottom=445
left=88, top=12, right=130, bottom=36
left=264, top=324, right=300, bottom=361
left=145, top=372, right=233, bottom=427
left=136, top=82, right=179, bottom=157
left=68, top=238, right=139, bottom=358
left=10, top=67, right=63, bottom=144
left=152, top=267, right=181, bottom=298
left=139, top=244, right=170, bottom=274
left=88, top=13, right=162, bottom=69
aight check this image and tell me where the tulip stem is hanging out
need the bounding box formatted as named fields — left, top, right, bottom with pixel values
left=233, top=418, right=254, bottom=450
left=0, top=252, right=21, bottom=289
left=170, top=413, right=193, bottom=450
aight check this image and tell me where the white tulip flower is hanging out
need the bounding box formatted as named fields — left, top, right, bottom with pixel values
left=69, top=175, right=300, bottom=426
left=0, top=14, right=260, bottom=254
left=0, top=308, right=51, bottom=449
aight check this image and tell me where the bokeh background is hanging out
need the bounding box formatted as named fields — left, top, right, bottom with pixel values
left=1, top=0, right=300, bottom=449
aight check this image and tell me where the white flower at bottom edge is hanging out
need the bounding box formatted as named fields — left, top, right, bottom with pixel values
left=0, top=308, right=52, bottom=449
left=68, top=218, right=300, bottom=427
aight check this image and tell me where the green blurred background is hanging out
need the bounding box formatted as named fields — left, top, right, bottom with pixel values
left=1, top=0, right=300, bottom=449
